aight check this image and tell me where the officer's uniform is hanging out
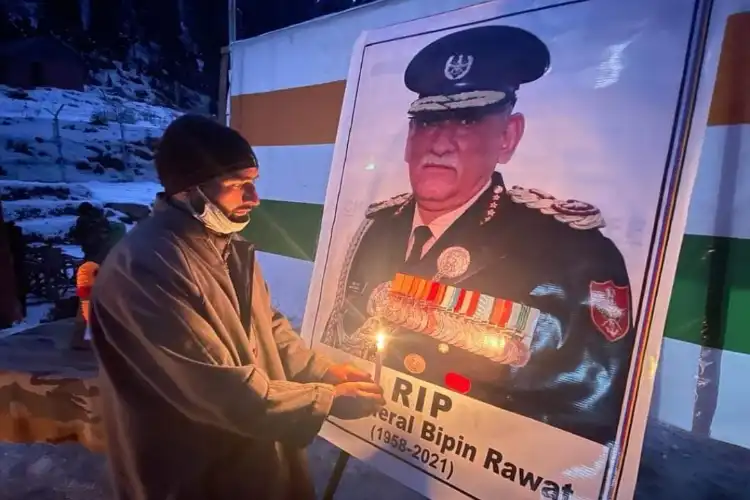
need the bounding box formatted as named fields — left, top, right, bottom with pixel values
left=322, top=25, right=634, bottom=446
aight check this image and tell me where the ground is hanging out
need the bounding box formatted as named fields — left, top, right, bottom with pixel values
left=0, top=318, right=746, bottom=499
left=0, top=420, right=749, bottom=499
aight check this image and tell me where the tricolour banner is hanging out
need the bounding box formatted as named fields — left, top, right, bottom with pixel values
left=299, top=0, right=714, bottom=498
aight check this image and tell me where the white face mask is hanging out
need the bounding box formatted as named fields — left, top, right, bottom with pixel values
left=190, top=187, right=250, bottom=235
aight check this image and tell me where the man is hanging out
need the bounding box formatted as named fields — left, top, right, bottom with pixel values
left=5, top=221, right=25, bottom=318
left=90, top=114, right=385, bottom=500
left=69, top=202, right=114, bottom=263
left=322, top=25, right=635, bottom=446
left=0, top=202, right=22, bottom=328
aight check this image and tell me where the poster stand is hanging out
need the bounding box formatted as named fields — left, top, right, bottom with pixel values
left=322, top=450, right=351, bottom=500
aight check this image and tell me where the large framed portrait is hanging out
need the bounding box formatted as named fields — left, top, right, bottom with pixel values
left=300, top=0, right=710, bottom=497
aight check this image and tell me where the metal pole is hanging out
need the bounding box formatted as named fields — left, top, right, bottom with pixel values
left=228, top=0, right=237, bottom=44
left=322, top=451, right=350, bottom=500
left=218, top=47, right=230, bottom=126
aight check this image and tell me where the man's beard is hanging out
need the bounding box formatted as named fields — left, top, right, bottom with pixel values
left=185, top=188, right=251, bottom=235
left=228, top=212, right=251, bottom=223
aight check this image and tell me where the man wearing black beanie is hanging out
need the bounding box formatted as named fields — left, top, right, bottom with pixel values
left=89, top=114, right=385, bottom=500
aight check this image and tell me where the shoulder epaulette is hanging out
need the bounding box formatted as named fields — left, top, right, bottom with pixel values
left=506, top=185, right=605, bottom=230
left=366, top=192, right=412, bottom=218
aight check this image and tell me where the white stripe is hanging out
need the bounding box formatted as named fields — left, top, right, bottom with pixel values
left=254, top=145, right=334, bottom=205
left=229, top=0, right=491, bottom=95
left=256, top=251, right=314, bottom=328
left=655, top=338, right=750, bottom=449
left=685, top=124, right=750, bottom=239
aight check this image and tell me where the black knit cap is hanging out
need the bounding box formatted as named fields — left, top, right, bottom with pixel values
left=155, top=114, right=259, bottom=195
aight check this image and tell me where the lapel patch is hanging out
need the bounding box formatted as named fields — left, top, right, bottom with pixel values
left=589, top=280, right=630, bottom=342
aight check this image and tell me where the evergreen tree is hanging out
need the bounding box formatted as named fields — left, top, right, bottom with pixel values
left=89, top=0, right=121, bottom=53
left=39, top=0, right=82, bottom=37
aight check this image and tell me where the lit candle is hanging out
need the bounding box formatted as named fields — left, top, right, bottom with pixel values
left=374, top=331, right=386, bottom=384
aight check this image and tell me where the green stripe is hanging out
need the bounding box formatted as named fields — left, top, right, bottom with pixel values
left=241, top=200, right=323, bottom=261
left=245, top=198, right=750, bottom=355
left=665, top=234, right=750, bottom=355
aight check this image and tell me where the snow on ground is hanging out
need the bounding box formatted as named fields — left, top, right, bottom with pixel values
left=0, top=303, right=54, bottom=340
left=0, top=85, right=180, bottom=128
left=57, top=245, right=84, bottom=259
left=15, top=215, right=79, bottom=242
left=1, top=180, right=160, bottom=244
left=0, top=85, right=178, bottom=184
left=84, top=180, right=162, bottom=206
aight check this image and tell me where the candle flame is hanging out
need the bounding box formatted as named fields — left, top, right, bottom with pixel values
left=375, top=331, right=386, bottom=351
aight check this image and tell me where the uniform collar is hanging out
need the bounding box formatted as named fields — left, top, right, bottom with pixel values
left=411, top=178, right=493, bottom=239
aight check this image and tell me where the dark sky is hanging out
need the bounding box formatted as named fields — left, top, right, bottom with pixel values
left=237, top=0, right=380, bottom=39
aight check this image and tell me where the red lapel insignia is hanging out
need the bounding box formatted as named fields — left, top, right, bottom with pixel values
left=589, top=280, right=630, bottom=342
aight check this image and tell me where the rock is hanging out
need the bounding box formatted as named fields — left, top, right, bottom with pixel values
left=103, top=203, right=150, bottom=222
left=0, top=319, right=103, bottom=453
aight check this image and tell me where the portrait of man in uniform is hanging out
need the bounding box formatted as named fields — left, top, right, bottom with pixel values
left=321, top=24, right=635, bottom=447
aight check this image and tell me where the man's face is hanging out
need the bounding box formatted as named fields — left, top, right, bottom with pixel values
left=404, top=110, right=524, bottom=212
left=200, top=167, right=260, bottom=222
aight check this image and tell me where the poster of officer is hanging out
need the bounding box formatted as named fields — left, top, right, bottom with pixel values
left=300, top=0, right=703, bottom=496
left=320, top=24, right=633, bottom=448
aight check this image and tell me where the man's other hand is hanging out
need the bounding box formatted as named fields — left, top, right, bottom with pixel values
left=322, top=363, right=373, bottom=385
left=329, top=382, right=385, bottom=420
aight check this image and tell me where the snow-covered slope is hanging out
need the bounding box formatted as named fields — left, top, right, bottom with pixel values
left=0, top=85, right=180, bottom=183
left=0, top=82, right=174, bottom=333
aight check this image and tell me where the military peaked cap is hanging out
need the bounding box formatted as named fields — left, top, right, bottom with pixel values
left=404, top=25, right=550, bottom=118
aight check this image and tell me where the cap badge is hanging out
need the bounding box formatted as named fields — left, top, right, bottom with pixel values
left=444, top=54, right=474, bottom=81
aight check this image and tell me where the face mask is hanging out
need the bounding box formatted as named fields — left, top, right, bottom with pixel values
left=189, top=187, right=250, bottom=235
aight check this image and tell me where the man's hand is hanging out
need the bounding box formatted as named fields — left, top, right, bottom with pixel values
left=330, top=382, right=385, bottom=420
left=322, top=363, right=373, bottom=385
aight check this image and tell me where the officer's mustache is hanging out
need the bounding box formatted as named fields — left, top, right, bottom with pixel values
left=418, top=155, right=458, bottom=170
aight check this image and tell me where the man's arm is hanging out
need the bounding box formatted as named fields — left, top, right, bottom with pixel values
left=264, top=280, right=334, bottom=384
left=91, top=251, right=334, bottom=447
left=548, top=236, right=636, bottom=445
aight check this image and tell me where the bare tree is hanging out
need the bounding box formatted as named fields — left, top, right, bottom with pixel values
left=43, top=104, right=67, bottom=181
left=99, top=89, right=135, bottom=181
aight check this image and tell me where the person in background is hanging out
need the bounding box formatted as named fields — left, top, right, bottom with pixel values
left=5, top=220, right=26, bottom=319
left=90, top=114, right=385, bottom=500
left=0, top=201, right=22, bottom=328
left=69, top=202, right=113, bottom=263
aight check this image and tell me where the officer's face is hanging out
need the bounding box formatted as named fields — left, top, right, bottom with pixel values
left=405, top=112, right=524, bottom=211
left=200, top=167, right=261, bottom=222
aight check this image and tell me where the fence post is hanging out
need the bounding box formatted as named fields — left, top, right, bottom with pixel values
left=43, top=104, right=67, bottom=182
left=117, top=105, right=131, bottom=179
left=53, top=104, right=66, bottom=175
